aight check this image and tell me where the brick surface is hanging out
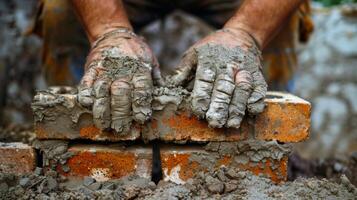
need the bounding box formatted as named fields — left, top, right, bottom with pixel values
left=34, top=90, right=310, bottom=143
left=255, top=92, right=311, bottom=142
left=58, top=144, right=152, bottom=182
left=58, top=144, right=288, bottom=183
left=0, top=142, right=36, bottom=175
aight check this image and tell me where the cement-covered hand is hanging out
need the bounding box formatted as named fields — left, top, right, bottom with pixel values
left=169, top=28, right=267, bottom=128
left=77, top=28, right=161, bottom=134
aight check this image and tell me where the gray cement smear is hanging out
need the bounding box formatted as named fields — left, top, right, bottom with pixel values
left=32, top=86, right=190, bottom=134
left=200, top=140, right=292, bottom=180
left=0, top=167, right=356, bottom=200
left=32, top=88, right=90, bottom=124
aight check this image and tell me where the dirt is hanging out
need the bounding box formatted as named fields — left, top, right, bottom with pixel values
left=0, top=166, right=356, bottom=200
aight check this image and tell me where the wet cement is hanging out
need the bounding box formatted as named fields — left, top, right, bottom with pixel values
left=32, top=86, right=190, bottom=130
left=0, top=167, right=355, bottom=200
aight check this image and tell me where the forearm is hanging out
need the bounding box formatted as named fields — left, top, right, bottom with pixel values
left=71, top=0, right=132, bottom=43
left=224, top=0, right=302, bottom=49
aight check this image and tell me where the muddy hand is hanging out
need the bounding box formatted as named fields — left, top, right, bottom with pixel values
left=78, top=28, right=162, bottom=134
left=169, top=28, right=267, bottom=129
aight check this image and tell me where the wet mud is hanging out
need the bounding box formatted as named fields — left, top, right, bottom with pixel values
left=0, top=167, right=356, bottom=200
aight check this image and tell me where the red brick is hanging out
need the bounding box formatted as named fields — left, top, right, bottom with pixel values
left=58, top=144, right=287, bottom=183
left=160, top=145, right=288, bottom=184
left=0, top=142, right=36, bottom=175
left=34, top=91, right=310, bottom=143
left=254, top=92, right=311, bottom=142
left=58, top=144, right=152, bottom=182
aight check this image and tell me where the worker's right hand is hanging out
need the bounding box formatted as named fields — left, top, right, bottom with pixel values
left=77, top=27, right=162, bottom=134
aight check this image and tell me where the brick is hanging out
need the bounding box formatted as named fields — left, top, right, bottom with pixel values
left=33, top=88, right=310, bottom=143
left=58, top=143, right=288, bottom=183
left=32, top=89, right=141, bottom=141
left=58, top=144, right=152, bottom=182
left=254, top=92, right=311, bottom=142
left=147, top=92, right=310, bottom=143
left=160, top=144, right=288, bottom=184
left=0, top=142, right=36, bottom=175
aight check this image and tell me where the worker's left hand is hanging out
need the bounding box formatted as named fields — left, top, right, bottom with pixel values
left=168, top=28, right=267, bottom=128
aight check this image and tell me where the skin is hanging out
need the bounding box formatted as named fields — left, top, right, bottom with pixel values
left=71, top=0, right=303, bottom=131
left=170, top=0, right=303, bottom=128
left=72, top=0, right=161, bottom=133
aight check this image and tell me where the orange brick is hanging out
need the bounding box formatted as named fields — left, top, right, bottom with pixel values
left=58, top=144, right=288, bottom=183
left=34, top=91, right=310, bottom=143
left=254, top=92, right=311, bottom=142
left=58, top=144, right=152, bottom=182
left=0, top=142, right=36, bottom=175
left=34, top=112, right=140, bottom=142
left=148, top=92, right=310, bottom=143
left=160, top=145, right=288, bottom=184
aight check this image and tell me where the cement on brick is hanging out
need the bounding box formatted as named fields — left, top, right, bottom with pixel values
left=32, top=87, right=141, bottom=141
left=33, top=140, right=74, bottom=171
left=32, top=87, right=310, bottom=142
left=55, top=142, right=290, bottom=184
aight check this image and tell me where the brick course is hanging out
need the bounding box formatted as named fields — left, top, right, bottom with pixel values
left=58, top=144, right=288, bottom=183
left=34, top=91, right=310, bottom=143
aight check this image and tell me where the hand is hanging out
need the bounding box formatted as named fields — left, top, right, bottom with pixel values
left=169, top=28, right=267, bottom=128
left=77, top=28, right=162, bottom=134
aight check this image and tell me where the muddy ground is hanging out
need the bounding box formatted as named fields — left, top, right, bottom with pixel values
left=0, top=166, right=356, bottom=200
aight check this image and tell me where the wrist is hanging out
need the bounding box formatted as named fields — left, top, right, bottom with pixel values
left=88, top=22, right=133, bottom=44
left=223, top=23, right=263, bottom=50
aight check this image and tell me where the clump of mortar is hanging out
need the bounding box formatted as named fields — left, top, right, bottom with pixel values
left=32, top=140, right=75, bottom=172
left=1, top=167, right=356, bottom=200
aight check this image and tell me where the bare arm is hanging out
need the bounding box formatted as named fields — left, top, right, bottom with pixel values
left=71, top=0, right=160, bottom=134
left=224, top=0, right=303, bottom=49
left=71, top=0, right=132, bottom=43
left=171, top=0, right=302, bottom=129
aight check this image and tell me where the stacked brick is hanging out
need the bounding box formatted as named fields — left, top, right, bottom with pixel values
left=0, top=87, right=311, bottom=184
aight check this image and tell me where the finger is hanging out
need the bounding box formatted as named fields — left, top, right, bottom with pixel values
left=206, top=67, right=235, bottom=128
left=247, top=70, right=267, bottom=115
left=78, top=65, right=98, bottom=106
left=93, top=76, right=111, bottom=130
left=111, top=78, right=132, bottom=134
left=132, top=64, right=153, bottom=124
left=169, top=49, right=197, bottom=86
left=227, top=70, right=253, bottom=128
left=191, top=61, right=216, bottom=119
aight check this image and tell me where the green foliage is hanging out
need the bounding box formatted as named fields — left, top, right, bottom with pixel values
left=314, top=0, right=357, bottom=6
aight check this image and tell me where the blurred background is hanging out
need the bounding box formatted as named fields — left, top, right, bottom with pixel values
left=0, top=0, right=356, bottom=183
